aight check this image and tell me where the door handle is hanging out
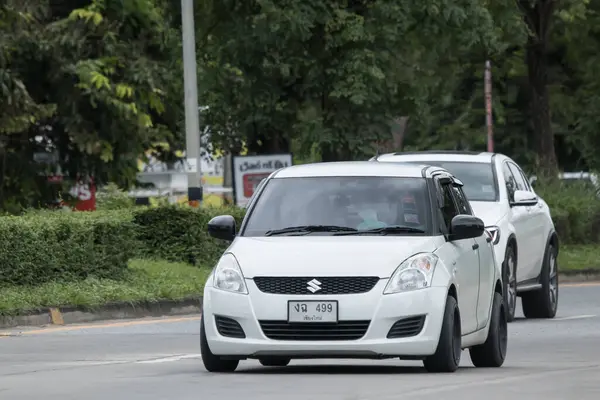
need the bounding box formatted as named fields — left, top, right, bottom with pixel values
left=472, top=243, right=479, bottom=250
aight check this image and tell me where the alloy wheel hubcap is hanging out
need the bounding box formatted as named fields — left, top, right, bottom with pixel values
left=506, top=255, right=517, bottom=314
left=549, top=251, right=558, bottom=309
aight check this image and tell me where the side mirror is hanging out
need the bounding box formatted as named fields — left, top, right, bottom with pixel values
left=207, top=215, right=236, bottom=241
left=511, top=190, right=538, bottom=206
left=449, top=215, right=485, bottom=241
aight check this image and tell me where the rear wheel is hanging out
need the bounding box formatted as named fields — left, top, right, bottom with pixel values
left=503, top=245, right=517, bottom=322
left=469, top=292, right=507, bottom=367
left=522, top=244, right=558, bottom=319
left=423, top=295, right=461, bottom=373
left=259, top=358, right=291, bottom=367
left=200, top=315, right=239, bottom=373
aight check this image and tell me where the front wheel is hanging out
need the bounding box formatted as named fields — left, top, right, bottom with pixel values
left=521, top=244, right=559, bottom=319
left=423, top=295, right=461, bottom=373
left=200, top=315, right=239, bottom=373
left=469, top=292, right=507, bottom=367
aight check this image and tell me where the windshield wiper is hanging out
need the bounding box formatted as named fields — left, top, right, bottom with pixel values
left=335, top=226, right=425, bottom=235
left=265, top=225, right=358, bottom=236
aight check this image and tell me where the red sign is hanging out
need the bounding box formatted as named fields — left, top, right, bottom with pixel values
left=67, top=178, right=97, bottom=211
left=242, top=173, right=270, bottom=198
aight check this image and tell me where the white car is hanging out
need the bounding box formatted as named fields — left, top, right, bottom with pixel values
left=373, top=151, right=559, bottom=322
left=201, top=161, right=507, bottom=373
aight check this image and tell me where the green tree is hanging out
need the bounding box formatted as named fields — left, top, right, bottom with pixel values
left=197, top=0, right=523, bottom=162
left=0, top=0, right=184, bottom=212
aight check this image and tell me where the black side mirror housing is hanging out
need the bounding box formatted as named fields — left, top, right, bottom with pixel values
left=449, top=214, right=485, bottom=241
left=207, top=215, right=236, bottom=241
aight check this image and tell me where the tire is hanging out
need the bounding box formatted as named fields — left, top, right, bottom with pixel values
left=200, top=315, right=239, bottom=373
left=521, top=244, right=558, bottom=319
left=423, top=295, right=461, bottom=373
left=469, top=292, right=507, bottom=368
left=259, top=358, right=291, bottom=367
left=503, top=245, right=517, bottom=322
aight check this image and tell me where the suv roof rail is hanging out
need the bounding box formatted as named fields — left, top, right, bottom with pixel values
left=392, top=150, right=487, bottom=156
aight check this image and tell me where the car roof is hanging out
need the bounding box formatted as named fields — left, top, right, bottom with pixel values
left=375, top=150, right=497, bottom=164
left=272, top=161, right=450, bottom=179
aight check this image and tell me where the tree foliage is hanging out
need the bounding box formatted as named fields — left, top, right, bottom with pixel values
left=0, top=0, right=183, bottom=212
left=1, top=0, right=600, bottom=212
left=197, top=0, right=525, bottom=161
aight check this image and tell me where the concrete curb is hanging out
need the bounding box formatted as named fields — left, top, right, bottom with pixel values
left=560, top=271, right=600, bottom=283
left=0, top=297, right=202, bottom=329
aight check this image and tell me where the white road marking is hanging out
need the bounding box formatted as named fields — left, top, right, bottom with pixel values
left=135, top=354, right=202, bottom=364
left=554, top=314, right=596, bottom=321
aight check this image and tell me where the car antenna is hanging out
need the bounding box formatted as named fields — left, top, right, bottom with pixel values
left=373, top=146, right=380, bottom=161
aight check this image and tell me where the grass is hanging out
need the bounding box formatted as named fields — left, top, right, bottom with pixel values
left=0, top=259, right=211, bottom=316
left=559, top=245, right=600, bottom=272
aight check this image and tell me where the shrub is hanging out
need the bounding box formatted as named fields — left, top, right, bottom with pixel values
left=0, top=211, right=137, bottom=286
left=132, top=205, right=245, bottom=266
left=535, top=180, right=600, bottom=244
left=95, top=183, right=135, bottom=210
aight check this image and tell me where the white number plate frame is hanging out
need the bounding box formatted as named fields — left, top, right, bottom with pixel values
left=287, top=300, right=339, bottom=323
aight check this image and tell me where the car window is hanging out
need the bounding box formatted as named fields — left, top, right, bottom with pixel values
left=404, top=161, right=497, bottom=202
left=243, top=176, right=433, bottom=236
left=507, top=162, right=527, bottom=191
left=451, top=184, right=471, bottom=215
left=440, top=183, right=459, bottom=229
left=515, top=165, right=533, bottom=191
left=502, top=163, right=517, bottom=201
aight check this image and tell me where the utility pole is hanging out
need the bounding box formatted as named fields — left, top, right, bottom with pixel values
left=181, top=0, right=202, bottom=206
left=485, top=60, right=494, bottom=152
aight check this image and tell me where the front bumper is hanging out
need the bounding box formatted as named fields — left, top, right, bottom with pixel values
left=202, top=280, right=448, bottom=359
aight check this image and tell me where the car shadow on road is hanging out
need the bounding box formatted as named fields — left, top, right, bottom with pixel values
left=237, top=364, right=481, bottom=375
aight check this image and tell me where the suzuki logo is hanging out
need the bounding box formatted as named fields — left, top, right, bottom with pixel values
left=306, top=279, right=322, bottom=293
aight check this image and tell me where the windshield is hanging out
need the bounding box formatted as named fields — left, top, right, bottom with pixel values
left=405, top=161, right=498, bottom=202
left=242, top=176, right=432, bottom=236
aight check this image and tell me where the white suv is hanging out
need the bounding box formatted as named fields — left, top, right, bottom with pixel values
left=373, top=151, right=559, bottom=322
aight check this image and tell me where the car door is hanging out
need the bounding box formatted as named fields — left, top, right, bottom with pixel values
left=451, top=183, right=494, bottom=330
left=509, top=162, right=549, bottom=278
left=502, top=162, right=536, bottom=282
left=438, top=179, right=480, bottom=334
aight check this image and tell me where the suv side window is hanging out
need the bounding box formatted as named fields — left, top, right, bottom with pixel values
left=502, top=163, right=517, bottom=201
left=510, top=162, right=533, bottom=192
left=507, top=162, right=527, bottom=191
left=440, top=183, right=459, bottom=229
left=451, top=184, right=472, bottom=215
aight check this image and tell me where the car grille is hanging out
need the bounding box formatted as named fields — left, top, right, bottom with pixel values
left=259, top=320, right=371, bottom=341
left=386, top=315, right=426, bottom=339
left=253, top=276, right=380, bottom=295
left=215, top=315, right=246, bottom=338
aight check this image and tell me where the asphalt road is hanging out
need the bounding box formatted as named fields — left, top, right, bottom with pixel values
left=1, top=283, right=600, bottom=400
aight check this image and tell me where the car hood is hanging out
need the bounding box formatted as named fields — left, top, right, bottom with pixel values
left=470, top=201, right=507, bottom=226
left=228, top=236, right=442, bottom=278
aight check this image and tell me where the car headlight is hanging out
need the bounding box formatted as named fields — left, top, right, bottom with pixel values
left=485, top=226, right=500, bottom=245
left=383, top=253, right=438, bottom=294
left=212, top=253, right=248, bottom=294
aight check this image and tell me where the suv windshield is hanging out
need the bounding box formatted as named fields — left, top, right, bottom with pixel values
left=242, top=176, right=432, bottom=236
left=406, top=161, right=497, bottom=202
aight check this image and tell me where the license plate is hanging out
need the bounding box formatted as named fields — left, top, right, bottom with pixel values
left=287, top=301, right=338, bottom=323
